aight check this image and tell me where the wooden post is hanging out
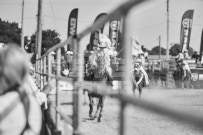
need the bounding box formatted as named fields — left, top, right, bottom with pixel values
left=21, top=0, right=24, bottom=49
left=36, top=0, right=43, bottom=57
left=166, top=0, right=169, bottom=61
left=159, top=35, right=161, bottom=60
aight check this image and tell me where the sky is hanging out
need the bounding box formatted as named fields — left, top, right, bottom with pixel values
left=0, top=0, right=203, bottom=51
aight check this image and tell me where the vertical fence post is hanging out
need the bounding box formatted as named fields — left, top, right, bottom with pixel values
left=35, top=55, right=38, bottom=86
left=43, top=56, right=47, bottom=86
left=40, top=58, right=43, bottom=90
left=120, top=11, right=131, bottom=135
left=56, top=48, right=61, bottom=130
left=47, top=53, right=52, bottom=81
left=38, top=59, right=40, bottom=89
left=72, top=36, right=83, bottom=135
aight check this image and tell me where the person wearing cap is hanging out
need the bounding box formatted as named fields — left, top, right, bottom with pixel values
left=65, top=50, right=73, bottom=71
left=182, top=60, right=192, bottom=88
left=132, top=60, right=144, bottom=97
left=182, top=60, right=191, bottom=73
left=136, top=58, right=149, bottom=86
left=175, top=49, right=184, bottom=62
left=183, top=49, right=190, bottom=60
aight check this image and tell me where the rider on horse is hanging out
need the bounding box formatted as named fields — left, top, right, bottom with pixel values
left=137, top=50, right=149, bottom=86
left=132, top=58, right=144, bottom=97
left=174, top=48, right=192, bottom=89
left=88, top=34, right=113, bottom=84
left=86, top=34, right=114, bottom=122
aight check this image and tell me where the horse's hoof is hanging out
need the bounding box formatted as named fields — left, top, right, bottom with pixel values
left=97, top=118, right=101, bottom=122
left=89, top=114, right=93, bottom=118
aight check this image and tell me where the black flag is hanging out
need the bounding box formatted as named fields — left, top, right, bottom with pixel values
left=109, top=17, right=121, bottom=50
left=89, top=13, right=108, bottom=51
left=200, top=29, right=203, bottom=61
left=180, top=10, right=194, bottom=52
left=67, top=8, right=78, bottom=51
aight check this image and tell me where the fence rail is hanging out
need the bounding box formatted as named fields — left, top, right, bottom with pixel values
left=34, top=0, right=203, bottom=135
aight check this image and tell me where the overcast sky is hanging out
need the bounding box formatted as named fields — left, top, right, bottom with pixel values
left=0, top=0, right=203, bottom=51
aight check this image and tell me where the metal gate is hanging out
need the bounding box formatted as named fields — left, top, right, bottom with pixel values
left=35, top=0, right=203, bottom=135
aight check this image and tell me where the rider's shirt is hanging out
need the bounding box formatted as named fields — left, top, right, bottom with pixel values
left=183, top=63, right=191, bottom=72
left=184, top=52, right=190, bottom=60
left=176, top=53, right=184, bottom=61
left=89, top=48, right=112, bottom=77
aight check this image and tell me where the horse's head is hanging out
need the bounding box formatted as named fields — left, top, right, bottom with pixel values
left=134, top=63, right=141, bottom=74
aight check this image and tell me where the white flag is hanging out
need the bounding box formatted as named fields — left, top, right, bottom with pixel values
left=131, top=35, right=142, bottom=56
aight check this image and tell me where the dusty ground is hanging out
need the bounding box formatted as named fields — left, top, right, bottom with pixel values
left=50, top=87, right=203, bottom=135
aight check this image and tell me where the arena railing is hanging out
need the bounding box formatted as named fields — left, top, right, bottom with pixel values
left=35, top=0, right=203, bottom=135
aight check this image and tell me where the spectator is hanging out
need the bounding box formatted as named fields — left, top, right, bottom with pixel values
left=191, top=51, right=199, bottom=64
left=174, top=49, right=184, bottom=62
left=183, top=49, right=190, bottom=60
left=0, top=45, right=42, bottom=135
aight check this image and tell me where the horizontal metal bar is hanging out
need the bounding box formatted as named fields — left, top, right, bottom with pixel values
left=35, top=72, right=47, bottom=76
left=81, top=81, right=114, bottom=94
left=40, top=37, right=73, bottom=59
left=49, top=99, right=73, bottom=125
left=49, top=74, right=73, bottom=82
left=34, top=72, right=73, bottom=82
left=77, top=0, right=147, bottom=40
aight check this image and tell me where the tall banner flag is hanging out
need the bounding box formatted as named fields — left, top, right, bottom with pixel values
left=200, top=29, right=203, bottom=62
left=131, top=34, right=142, bottom=57
left=109, top=17, right=121, bottom=50
left=67, top=8, right=78, bottom=51
left=180, top=10, right=194, bottom=52
left=89, top=13, right=108, bottom=51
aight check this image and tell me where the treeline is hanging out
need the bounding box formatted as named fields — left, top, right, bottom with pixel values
left=147, top=43, right=194, bottom=56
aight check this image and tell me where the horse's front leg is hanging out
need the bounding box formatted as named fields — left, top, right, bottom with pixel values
left=93, top=98, right=100, bottom=119
left=88, top=94, right=93, bottom=118
left=98, top=97, right=105, bottom=122
left=83, top=89, right=87, bottom=106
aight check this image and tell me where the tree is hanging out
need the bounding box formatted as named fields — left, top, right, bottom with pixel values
left=0, top=19, right=28, bottom=46
left=29, top=29, right=61, bottom=56
left=149, top=46, right=166, bottom=55
left=169, top=43, right=194, bottom=56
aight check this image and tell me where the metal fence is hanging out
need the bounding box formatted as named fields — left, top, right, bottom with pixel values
left=35, top=0, right=203, bottom=135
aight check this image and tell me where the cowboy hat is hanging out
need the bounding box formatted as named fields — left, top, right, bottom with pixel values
left=98, top=34, right=111, bottom=48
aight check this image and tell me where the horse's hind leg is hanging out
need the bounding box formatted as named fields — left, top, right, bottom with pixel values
left=93, top=99, right=100, bottom=119
left=98, top=97, right=105, bottom=122
left=138, top=88, right=142, bottom=98
left=88, top=94, right=93, bottom=118
left=132, top=84, right=136, bottom=96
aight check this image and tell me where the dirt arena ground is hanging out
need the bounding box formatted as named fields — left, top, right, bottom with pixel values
left=51, top=86, right=203, bottom=135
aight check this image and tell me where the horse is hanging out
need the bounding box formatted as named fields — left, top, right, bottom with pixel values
left=173, top=61, right=192, bottom=89
left=84, top=62, right=113, bottom=122
left=132, top=62, right=145, bottom=98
